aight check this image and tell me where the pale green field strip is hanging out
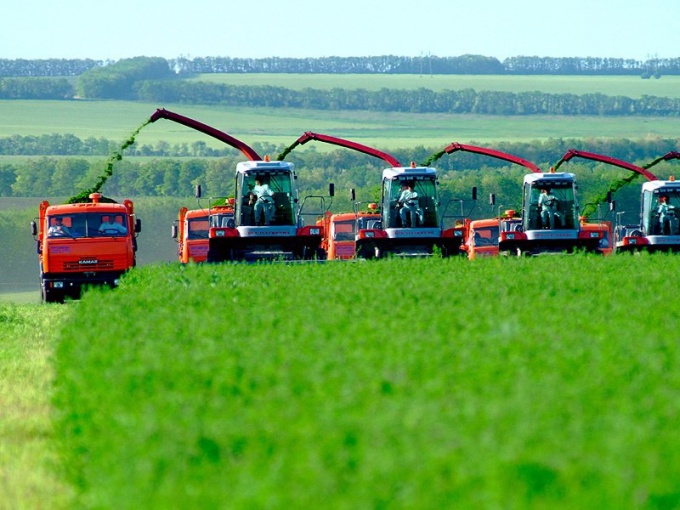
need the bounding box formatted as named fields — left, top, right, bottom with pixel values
left=0, top=303, right=74, bottom=509
left=188, top=73, right=680, bottom=98
left=1, top=100, right=678, bottom=152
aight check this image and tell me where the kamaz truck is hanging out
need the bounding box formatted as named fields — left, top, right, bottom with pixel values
left=31, top=192, right=141, bottom=302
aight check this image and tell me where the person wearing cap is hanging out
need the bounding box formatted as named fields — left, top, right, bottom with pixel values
left=397, top=182, right=421, bottom=227
left=538, top=188, right=561, bottom=229
left=47, top=216, right=70, bottom=237
left=249, top=177, right=275, bottom=225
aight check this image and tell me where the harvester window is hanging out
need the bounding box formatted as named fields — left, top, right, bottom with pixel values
left=647, top=191, right=679, bottom=235
left=388, top=178, right=438, bottom=228
left=528, top=183, right=576, bottom=230
left=244, top=173, right=294, bottom=226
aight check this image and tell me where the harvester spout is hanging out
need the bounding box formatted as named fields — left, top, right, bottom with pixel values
left=422, top=142, right=541, bottom=173
left=643, top=150, right=680, bottom=170
left=149, top=108, right=262, bottom=161
left=278, top=131, right=401, bottom=167
left=555, top=149, right=657, bottom=181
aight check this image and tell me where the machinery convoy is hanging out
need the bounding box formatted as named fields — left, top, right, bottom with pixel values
left=31, top=107, right=680, bottom=301
left=424, top=142, right=606, bottom=256
left=279, top=131, right=464, bottom=258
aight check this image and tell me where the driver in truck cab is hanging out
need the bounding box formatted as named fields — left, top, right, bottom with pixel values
left=47, top=216, right=70, bottom=237
left=98, top=215, right=127, bottom=234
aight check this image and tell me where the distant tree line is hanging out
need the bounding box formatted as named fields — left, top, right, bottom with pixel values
left=1, top=55, right=677, bottom=77
left=2, top=138, right=678, bottom=209
left=136, top=82, right=680, bottom=116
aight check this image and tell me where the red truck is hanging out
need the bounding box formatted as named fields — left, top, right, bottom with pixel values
left=172, top=201, right=235, bottom=264
left=31, top=192, right=141, bottom=302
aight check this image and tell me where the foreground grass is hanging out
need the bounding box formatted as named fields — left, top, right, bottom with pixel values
left=0, top=302, right=74, bottom=510
left=52, top=255, right=680, bottom=509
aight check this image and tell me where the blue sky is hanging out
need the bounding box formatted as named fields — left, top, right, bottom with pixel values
left=3, top=0, right=677, bottom=61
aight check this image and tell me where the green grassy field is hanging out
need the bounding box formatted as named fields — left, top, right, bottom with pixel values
left=18, top=255, right=673, bottom=509
left=187, top=73, right=680, bottom=98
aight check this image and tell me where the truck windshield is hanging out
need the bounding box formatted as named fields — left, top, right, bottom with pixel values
left=47, top=213, right=128, bottom=238
left=332, top=220, right=355, bottom=241
left=187, top=218, right=210, bottom=239
left=473, top=226, right=499, bottom=246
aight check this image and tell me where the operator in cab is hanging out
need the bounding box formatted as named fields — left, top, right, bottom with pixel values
left=249, top=177, right=275, bottom=225
left=397, top=181, right=421, bottom=228
left=538, top=188, right=561, bottom=229
left=656, top=195, right=676, bottom=234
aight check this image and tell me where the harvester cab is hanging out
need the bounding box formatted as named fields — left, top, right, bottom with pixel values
left=278, top=132, right=462, bottom=258
left=552, top=148, right=680, bottom=253
left=422, top=142, right=590, bottom=256
left=150, top=108, right=325, bottom=262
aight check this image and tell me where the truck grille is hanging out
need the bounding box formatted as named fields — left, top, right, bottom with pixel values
left=63, top=259, right=115, bottom=271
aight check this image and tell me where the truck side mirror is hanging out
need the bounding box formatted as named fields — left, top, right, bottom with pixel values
left=472, top=187, right=478, bottom=201
left=31, top=220, right=37, bottom=236
left=489, top=193, right=496, bottom=206
left=606, top=191, right=613, bottom=203
left=350, top=188, right=356, bottom=201
left=171, top=224, right=178, bottom=239
left=329, top=183, right=335, bottom=197
left=195, top=184, right=202, bottom=199
left=135, top=219, right=142, bottom=233
left=609, top=201, right=616, bottom=212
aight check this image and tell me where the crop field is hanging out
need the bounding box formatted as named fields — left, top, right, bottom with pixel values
left=188, top=73, right=680, bottom=98
left=3, top=255, right=680, bottom=508
left=2, top=98, right=680, bottom=154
